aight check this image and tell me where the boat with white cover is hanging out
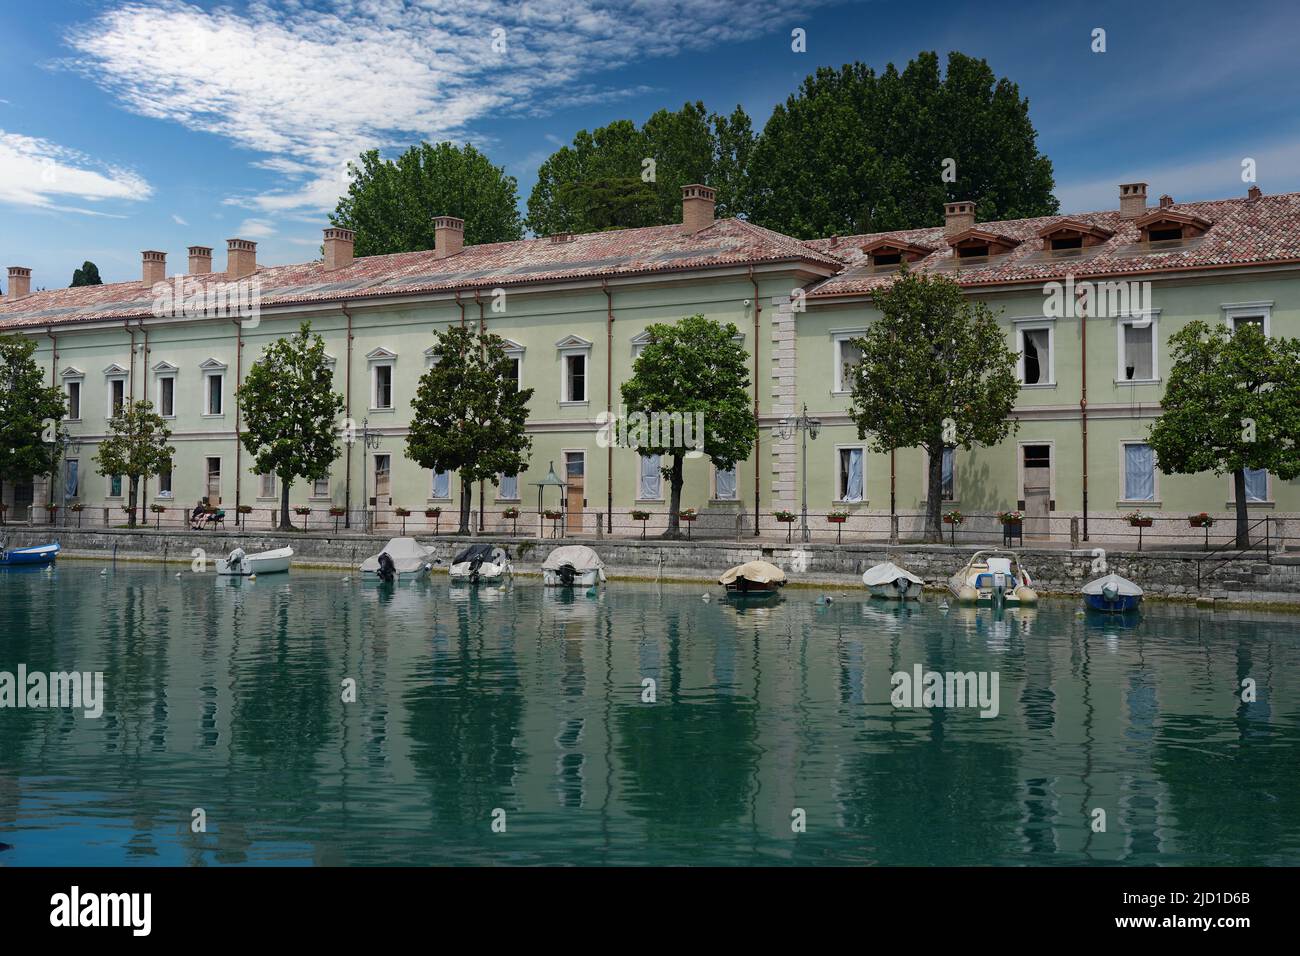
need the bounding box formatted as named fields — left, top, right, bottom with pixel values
left=360, top=537, right=434, bottom=582
left=449, top=544, right=511, bottom=584
left=542, top=545, right=607, bottom=587
left=1082, top=572, right=1143, bottom=613
left=947, top=550, right=1038, bottom=605
left=862, top=561, right=924, bottom=599
left=215, top=546, right=293, bottom=576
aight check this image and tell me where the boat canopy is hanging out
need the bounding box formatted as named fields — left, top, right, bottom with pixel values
left=452, top=543, right=504, bottom=565
left=361, top=537, right=433, bottom=574
left=1082, top=573, right=1143, bottom=597
left=718, top=560, right=786, bottom=587
left=862, top=561, right=924, bottom=587
left=542, top=545, right=605, bottom=572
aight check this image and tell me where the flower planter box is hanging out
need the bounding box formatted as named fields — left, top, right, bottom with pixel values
left=1189, top=516, right=1214, bottom=528
left=826, top=515, right=847, bottom=524
left=1129, top=519, right=1153, bottom=528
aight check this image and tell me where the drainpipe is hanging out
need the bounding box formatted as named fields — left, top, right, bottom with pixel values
left=748, top=267, right=761, bottom=537
left=231, top=318, right=244, bottom=517
left=455, top=290, right=466, bottom=328
left=603, top=278, right=613, bottom=534
left=139, top=318, right=150, bottom=519
left=46, top=327, right=58, bottom=514
left=1079, top=287, right=1089, bottom=541
left=475, top=289, right=486, bottom=531
left=343, top=303, right=354, bottom=529
left=123, top=322, right=136, bottom=400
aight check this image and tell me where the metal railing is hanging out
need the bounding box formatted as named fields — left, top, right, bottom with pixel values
left=1196, top=516, right=1273, bottom=590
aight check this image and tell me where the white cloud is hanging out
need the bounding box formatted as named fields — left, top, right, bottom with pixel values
left=65, top=0, right=829, bottom=219
left=236, top=217, right=277, bottom=239
left=0, top=128, right=152, bottom=213
left=172, top=213, right=188, bottom=225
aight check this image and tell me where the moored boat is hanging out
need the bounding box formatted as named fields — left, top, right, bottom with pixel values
left=0, top=542, right=59, bottom=567
left=718, top=560, right=786, bottom=592
left=542, top=545, right=606, bottom=587
left=862, top=561, right=924, bottom=600
left=360, top=537, right=434, bottom=582
left=449, top=544, right=511, bottom=584
left=215, top=546, right=293, bottom=576
left=1082, top=572, right=1142, bottom=613
left=947, top=550, right=1038, bottom=605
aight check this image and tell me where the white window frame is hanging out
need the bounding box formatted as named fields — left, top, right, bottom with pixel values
left=500, top=338, right=525, bottom=392
left=1229, top=469, right=1272, bottom=507
left=257, top=473, right=277, bottom=500
left=831, top=329, right=867, bottom=395
left=423, top=345, right=441, bottom=369
left=1015, top=440, right=1056, bottom=503
left=61, top=368, right=84, bottom=422
left=557, top=335, right=592, bottom=406
left=1223, top=301, right=1272, bottom=338
left=199, top=358, right=227, bottom=417
left=104, top=364, right=129, bottom=418
left=834, top=443, right=867, bottom=504
left=1115, top=310, right=1160, bottom=384
left=1014, top=318, right=1055, bottom=387
left=107, top=474, right=124, bottom=498
left=157, top=466, right=173, bottom=499
left=922, top=446, right=958, bottom=504
left=712, top=464, right=738, bottom=501
left=636, top=453, right=663, bottom=502
left=367, top=347, right=397, bottom=411
left=1118, top=439, right=1159, bottom=505
left=496, top=472, right=521, bottom=501
left=430, top=469, right=452, bottom=501
left=154, top=361, right=178, bottom=418
left=311, top=477, right=331, bottom=499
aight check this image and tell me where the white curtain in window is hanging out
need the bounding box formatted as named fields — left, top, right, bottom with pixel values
left=941, top=447, right=955, bottom=500
left=716, top=467, right=736, bottom=499
left=841, top=448, right=864, bottom=502
left=1124, top=444, right=1155, bottom=501
left=1245, top=468, right=1268, bottom=502
left=432, top=470, right=450, bottom=498
left=499, top=473, right=518, bottom=499
left=639, top=454, right=661, bottom=499
left=65, top=461, right=79, bottom=500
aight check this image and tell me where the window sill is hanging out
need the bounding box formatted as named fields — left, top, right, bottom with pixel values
left=559, top=400, right=589, bottom=408
left=426, top=497, right=452, bottom=503
left=709, top=498, right=740, bottom=505
left=201, top=413, right=225, bottom=419
left=1117, top=500, right=1161, bottom=508
left=368, top=406, right=395, bottom=414
left=1019, top=383, right=1056, bottom=389
left=495, top=498, right=522, bottom=504
left=64, top=417, right=82, bottom=424
left=1115, top=378, right=1161, bottom=386
left=1228, top=500, right=1275, bottom=509
left=635, top=498, right=665, bottom=504
left=834, top=500, right=869, bottom=507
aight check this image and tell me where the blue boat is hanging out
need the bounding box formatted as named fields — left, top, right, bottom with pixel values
left=0, top=542, right=60, bottom=567
left=1082, top=572, right=1142, bottom=613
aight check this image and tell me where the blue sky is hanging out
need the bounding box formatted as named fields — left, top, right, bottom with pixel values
left=2, top=0, right=1298, bottom=290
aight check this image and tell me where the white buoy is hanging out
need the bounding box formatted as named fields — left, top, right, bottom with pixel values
left=176, top=572, right=182, bottom=578
left=100, top=569, right=107, bottom=576
left=249, top=573, right=257, bottom=581
left=702, top=593, right=710, bottom=602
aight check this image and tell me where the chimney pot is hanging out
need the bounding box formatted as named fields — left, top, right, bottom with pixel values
left=1159, top=194, right=1174, bottom=209
left=681, top=184, right=716, bottom=233
left=323, top=227, right=356, bottom=271
left=943, top=201, right=976, bottom=237
left=1119, top=182, right=1148, bottom=219
left=1248, top=184, right=1262, bottom=200
left=142, top=250, right=167, bottom=286
left=188, top=245, right=213, bottom=275
left=6, top=266, right=32, bottom=300
left=226, top=238, right=257, bottom=279
left=434, top=216, right=464, bottom=259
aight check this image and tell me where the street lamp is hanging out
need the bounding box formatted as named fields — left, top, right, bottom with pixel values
left=776, top=403, right=820, bottom=542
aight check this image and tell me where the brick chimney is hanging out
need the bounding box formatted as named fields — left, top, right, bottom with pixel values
left=682, top=184, right=716, bottom=233
left=226, top=238, right=257, bottom=279
left=1159, top=194, right=1174, bottom=209
left=323, top=227, right=355, bottom=271
left=6, top=266, right=31, bottom=300
left=188, top=246, right=213, bottom=275
left=1119, top=183, right=1148, bottom=219
left=1248, top=184, right=1263, bottom=200
left=142, top=250, right=167, bottom=286
left=434, top=216, right=464, bottom=259
left=944, top=201, right=976, bottom=237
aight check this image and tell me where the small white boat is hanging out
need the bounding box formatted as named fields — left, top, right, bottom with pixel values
left=215, top=546, right=293, bottom=576
left=1083, top=573, right=1143, bottom=613
left=449, top=544, right=511, bottom=584
left=360, top=537, right=433, bottom=582
left=718, top=560, right=786, bottom=592
left=948, top=549, right=1038, bottom=605
left=862, top=561, right=924, bottom=600
left=542, top=545, right=607, bottom=587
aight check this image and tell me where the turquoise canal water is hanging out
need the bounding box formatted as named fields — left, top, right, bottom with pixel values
left=2, top=564, right=1299, bottom=866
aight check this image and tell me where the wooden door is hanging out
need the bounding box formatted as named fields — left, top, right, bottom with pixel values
left=1022, top=445, right=1051, bottom=539
left=565, top=452, right=585, bottom=534
left=205, top=458, right=221, bottom=506
left=373, top=454, right=391, bottom=528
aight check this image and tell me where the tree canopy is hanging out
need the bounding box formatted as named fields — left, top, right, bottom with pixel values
left=331, top=142, right=523, bottom=256
left=94, top=399, right=174, bottom=529
left=236, top=322, right=345, bottom=530
left=620, top=313, right=756, bottom=537
left=0, top=335, right=67, bottom=518
left=525, top=102, right=754, bottom=236
left=1148, top=321, right=1300, bottom=547
left=846, top=268, right=1020, bottom=542
left=405, top=326, right=534, bottom=534
left=747, top=51, right=1058, bottom=238
left=70, top=261, right=103, bottom=287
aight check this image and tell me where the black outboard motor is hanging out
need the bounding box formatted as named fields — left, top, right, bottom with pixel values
left=377, top=551, right=396, bottom=583
left=558, top=564, right=576, bottom=586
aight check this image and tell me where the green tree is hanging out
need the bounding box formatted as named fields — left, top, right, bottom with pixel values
left=331, top=142, right=523, bottom=257
left=620, top=314, right=756, bottom=538
left=846, top=268, right=1020, bottom=542
left=70, top=261, right=102, bottom=287
left=1148, top=321, right=1300, bottom=548
left=405, top=327, right=534, bottom=534
left=525, top=102, right=754, bottom=235
left=747, top=52, right=1057, bottom=238
left=236, top=323, right=345, bottom=531
left=94, top=399, right=173, bottom=529
left=0, top=335, right=67, bottom=523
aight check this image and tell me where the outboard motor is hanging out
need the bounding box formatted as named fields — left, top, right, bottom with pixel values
left=377, top=551, right=396, bottom=583
left=991, top=571, right=1008, bottom=603
left=467, top=552, right=484, bottom=584
left=1101, top=581, right=1120, bottom=606
left=558, top=565, right=577, bottom=587
left=893, top=577, right=912, bottom=599
left=227, top=548, right=246, bottom=575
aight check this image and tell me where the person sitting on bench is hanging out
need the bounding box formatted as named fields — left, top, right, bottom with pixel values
left=190, top=498, right=208, bottom=531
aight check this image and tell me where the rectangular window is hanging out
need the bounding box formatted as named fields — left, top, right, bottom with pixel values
left=1123, top=443, right=1155, bottom=501
left=258, top=473, right=276, bottom=498
left=498, top=473, right=519, bottom=499
left=109, top=378, right=125, bottom=416
left=715, top=466, right=737, bottom=500
left=66, top=381, right=81, bottom=420
left=158, top=466, right=173, bottom=497
left=506, top=357, right=521, bottom=391
left=374, top=365, right=393, bottom=409
left=565, top=353, right=586, bottom=402
left=639, top=454, right=661, bottom=500
left=941, top=447, right=955, bottom=501
left=1121, top=321, right=1155, bottom=381
left=313, top=477, right=330, bottom=497
left=838, top=447, right=864, bottom=502
left=206, top=373, right=223, bottom=415
left=1245, top=468, right=1268, bottom=503
left=159, top=376, right=175, bottom=417
left=65, top=459, right=79, bottom=500
left=834, top=335, right=865, bottom=393
left=109, top=474, right=123, bottom=497
left=206, top=457, right=221, bottom=503
left=1019, top=326, right=1052, bottom=385
left=432, top=469, right=450, bottom=499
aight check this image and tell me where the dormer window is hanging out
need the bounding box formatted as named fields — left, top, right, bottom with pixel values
left=1037, top=219, right=1114, bottom=255
left=1148, top=227, right=1182, bottom=242
left=1050, top=236, right=1082, bottom=251
left=958, top=244, right=990, bottom=259
left=872, top=252, right=902, bottom=266
left=946, top=228, right=1019, bottom=263
left=859, top=237, right=932, bottom=270
left=1133, top=209, right=1211, bottom=245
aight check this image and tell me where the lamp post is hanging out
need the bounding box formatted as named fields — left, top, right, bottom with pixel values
left=776, top=403, right=821, bottom=543
left=347, top=417, right=382, bottom=535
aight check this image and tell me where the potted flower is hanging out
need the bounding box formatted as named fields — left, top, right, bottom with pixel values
left=425, top=506, right=442, bottom=533
left=236, top=503, right=253, bottom=529
left=943, top=510, right=963, bottom=525
left=772, top=510, right=795, bottom=522
left=70, top=501, right=84, bottom=527
left=294, top=505, right=312, bottom=530
left=502, top=506, right=520, bottom=535
left=1125, top=510, right=1153, bottom=528
left=544, top=509, right=564, bottom=520
left=630, top=508, right=651, bottom=538
left=1188, top=512, right=1214, bottom=528
left=149, top=502, right=165, bottom=529
left=997, top=510, right=1023, bottom=525
left=826, top=510, right=849, bottom=524
left=395, top=506, right=411, bottom=533
left=44, top=503, right=60, bottom=525
left=679, top=508, right=698, bottom=521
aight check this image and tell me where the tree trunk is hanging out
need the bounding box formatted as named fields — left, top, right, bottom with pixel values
left=1233, top=468, right=1251, bottom=549
left=924, top=444, right=944, bottom=544
left=279, top=476, right=293, bottom=531
left=128, top=477, right=139, bottom=529
left=458, top=480, right=472, bottom=535
left=662, top=454, right=683, bottom=539
left=478, top=480, right=484, bottom=534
